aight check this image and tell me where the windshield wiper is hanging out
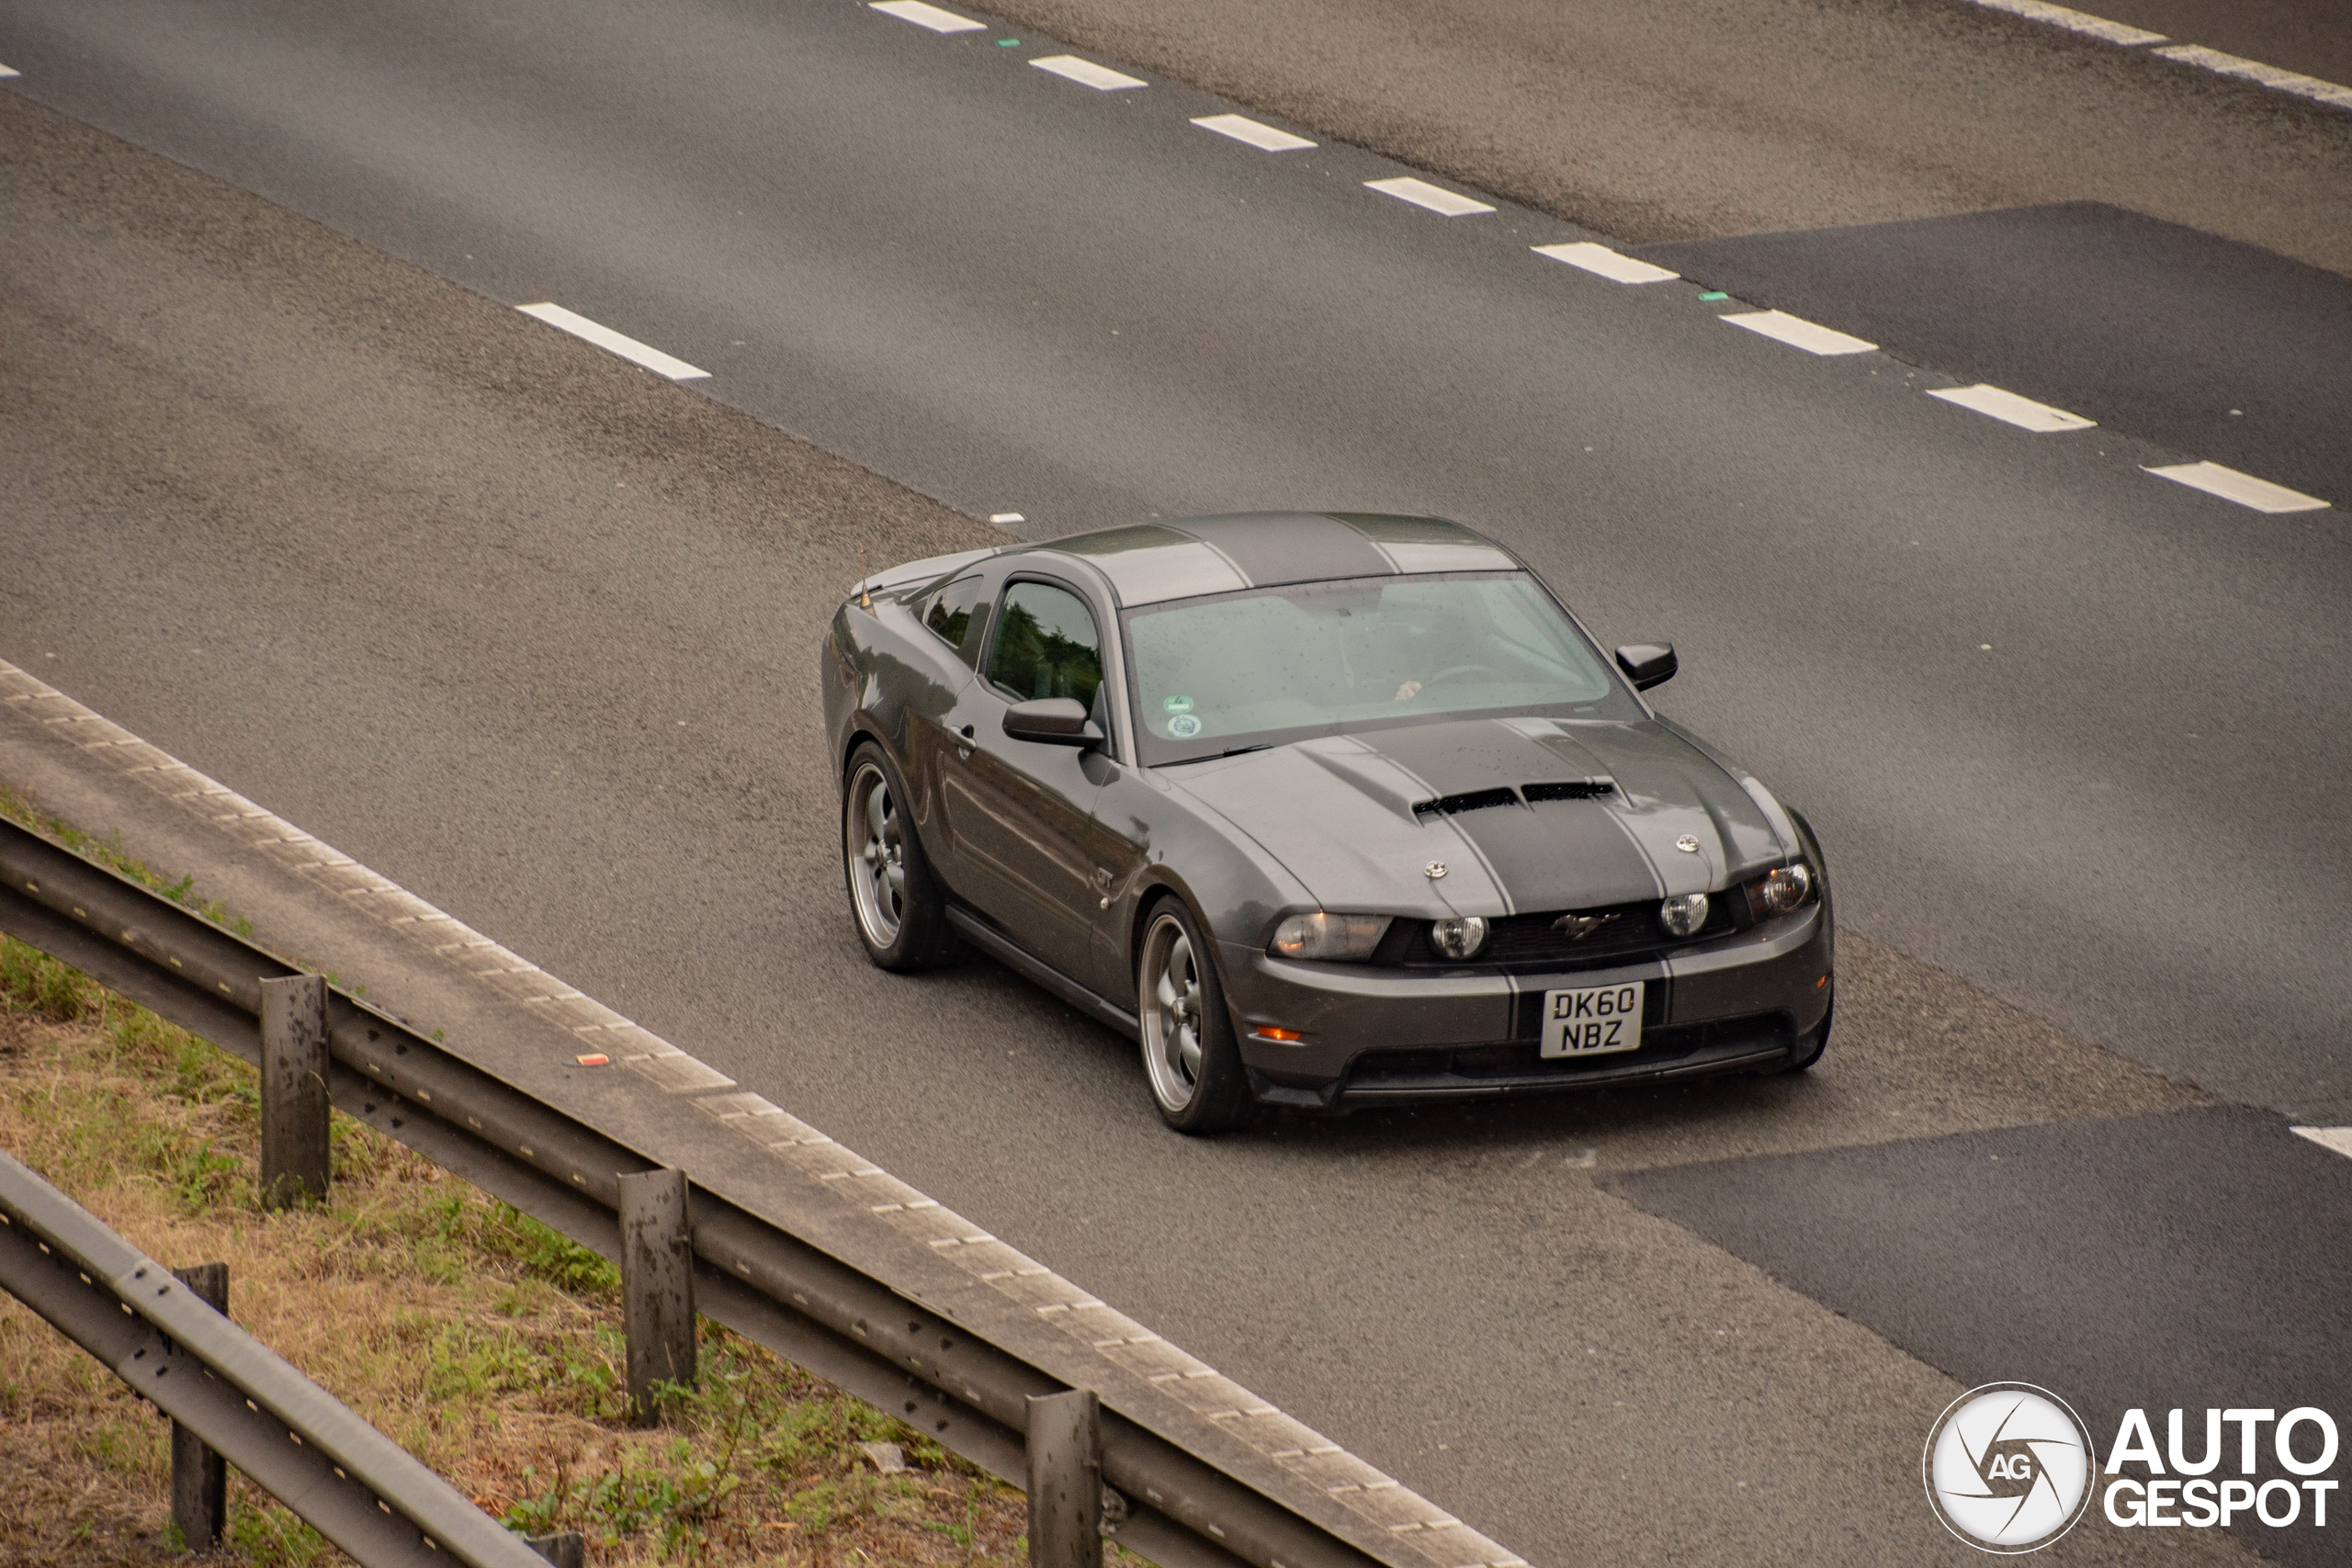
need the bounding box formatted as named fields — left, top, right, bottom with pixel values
left=1159, top=742, right=1274, bottom=766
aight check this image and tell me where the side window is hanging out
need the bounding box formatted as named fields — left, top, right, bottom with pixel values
left=988, top=581, right=1103, bottom=709
left=920, top=575, right=989, bottom=663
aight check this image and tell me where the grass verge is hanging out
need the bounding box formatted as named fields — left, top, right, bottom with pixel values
left=0, top=929, right=1030, bottom=1565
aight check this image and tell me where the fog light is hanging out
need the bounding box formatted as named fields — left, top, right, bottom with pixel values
left=1758, top=863, right=1813, bottom=915
left=1659, top=892, right=1710, bottom=938
left=1430, top=915, right=1490, bottom=960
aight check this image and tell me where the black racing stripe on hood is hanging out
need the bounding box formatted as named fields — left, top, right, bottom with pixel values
left=1445, top=795, right=1663, bottom=911
left=1348, top=718, right=1591, bottom=796
left=1355, top=719, right=1665, bottom=911
left=1176, top=513, right=1394, bottom=588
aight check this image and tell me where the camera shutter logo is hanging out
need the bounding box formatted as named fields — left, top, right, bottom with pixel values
left=1924, top=1383, right=2096, bottom=1552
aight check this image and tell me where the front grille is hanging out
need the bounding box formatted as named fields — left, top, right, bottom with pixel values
left=1373, top=895, right=1743, bottom=972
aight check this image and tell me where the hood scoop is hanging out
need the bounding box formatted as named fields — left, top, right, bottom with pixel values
left=1412, top=787, right=1520, bottom=820
left=1411, top=779, right=1616, bottom=820
left=1524, top=778, right=1615, bottom=804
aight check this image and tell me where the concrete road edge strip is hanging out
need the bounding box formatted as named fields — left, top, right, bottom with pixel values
left=0, top=657, right=1528, bottom=1568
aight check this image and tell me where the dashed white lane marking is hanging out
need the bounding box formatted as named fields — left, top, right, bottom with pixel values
left=2144, top=461, right=2329, bottom=513
left=2154, top=45, right=2352, bottom=111
left=1532, top=242, right=1678, bottom=284
left=1721, top=310, right=1876, bottom=356
left=989, top=512, right=1025, bottom=525
left=516, top=303, right=710, bottom=380
left=1958, top=0, right=2164, bottom=46
left=1364, top=177, right=1495, bottom=218
left=2292, top=1127, right=2352, bottom=1161
left=1928, top=383, right=2097, bottom=433
left=868, top=0, right=987, bottom=34
left=1031, top=54, right=1146, bottom=91
left=1192, top=114, right=1316, bottom=152
left=0, top=62, right=19, bottom=78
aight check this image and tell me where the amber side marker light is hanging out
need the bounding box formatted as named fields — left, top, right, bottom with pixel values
left=1250, top=1026, right=1306, bottom=1043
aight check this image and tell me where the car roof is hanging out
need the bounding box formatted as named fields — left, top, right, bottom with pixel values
left=1012, top=512, right=1520, bottom=607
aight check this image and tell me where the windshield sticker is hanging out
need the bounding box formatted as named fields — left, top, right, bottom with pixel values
left=1163, top=694, right=1194, bottom=713
left=1168, top=713, right=1204, bottom=739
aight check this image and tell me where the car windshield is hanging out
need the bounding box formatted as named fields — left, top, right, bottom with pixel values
left=1125, top=572, right=1639, bottom=762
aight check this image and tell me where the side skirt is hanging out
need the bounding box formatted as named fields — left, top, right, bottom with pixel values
left=944, top=905, right=1142, bottom=1042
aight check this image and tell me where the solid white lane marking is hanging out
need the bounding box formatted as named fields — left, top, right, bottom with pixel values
left=1191, top=114, right=1315, bottom=152
left=1958, top=0, right=2164, bottom=46
left=1532, top=242, right=1679, bottom=284
left=1030, top=54, right=1146, bottom=91
left=1721, top=310, right=1876, bottom=356
left=1928, top=383, right=2097, bottom=432
left=2293, top=1127, right=2352, bottom=1160
left=1364, top=177, right=1495, bottom=217
left=867, top=0, right=987, bottom=33
left=2144, top=461, right=2329, bottom=513
left=515, top=303, right=710, bottom=380
left=2155, top=45, right=2352, bottom=110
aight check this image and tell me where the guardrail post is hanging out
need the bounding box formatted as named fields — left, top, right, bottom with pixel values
left=258, top=974, right=331, bottom=1209
left=169, top=1262, right=230, bottom=1551
left=1026, top=1388, right=1103, bottom=1568
left=526, top=1529, right=586, bottom=1566
left=617, top=1168, right=695, bottom=1426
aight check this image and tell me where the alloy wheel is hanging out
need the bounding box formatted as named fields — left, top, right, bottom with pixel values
left=845, top=761, right=907, bottom=948
left=1140, top=913, right=1205, bottom=1111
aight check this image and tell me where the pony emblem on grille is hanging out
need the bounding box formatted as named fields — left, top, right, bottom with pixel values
left=1554, top=912, right=1621, bottom=942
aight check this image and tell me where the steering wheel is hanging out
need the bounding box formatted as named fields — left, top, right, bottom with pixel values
left=1421, top=663, right=1503, bottom=690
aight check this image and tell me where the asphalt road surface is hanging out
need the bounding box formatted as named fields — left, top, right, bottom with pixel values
left=2, top=0, right=2347, bottom=1562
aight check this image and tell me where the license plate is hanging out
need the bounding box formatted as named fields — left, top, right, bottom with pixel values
left=1541, top=981, right=1645, bottom=1058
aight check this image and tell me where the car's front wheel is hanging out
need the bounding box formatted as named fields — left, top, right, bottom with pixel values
left=1136, top=899, right=1253, bottom=1134
left=842, top=743, right=958, bottom=971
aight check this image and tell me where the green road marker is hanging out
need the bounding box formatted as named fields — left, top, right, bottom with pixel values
left=1699, top=291, right=1727, bottom=301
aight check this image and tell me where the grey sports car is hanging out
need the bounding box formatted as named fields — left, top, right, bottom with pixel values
left=821, top=512, right=1832, bottom=1132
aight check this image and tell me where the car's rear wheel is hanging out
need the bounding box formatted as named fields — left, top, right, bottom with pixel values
left=1136, top=900, right=1253, bottom=1134
left=842, top=743, right=958, bottom=971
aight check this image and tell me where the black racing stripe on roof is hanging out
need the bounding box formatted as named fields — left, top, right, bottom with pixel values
left=1323, top=513, right=1498, bottom=550
left=1173, top=513, right=1394, bottom=588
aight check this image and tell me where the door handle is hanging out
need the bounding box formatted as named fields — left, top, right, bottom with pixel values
left=955, top=723, right=976, bottom=760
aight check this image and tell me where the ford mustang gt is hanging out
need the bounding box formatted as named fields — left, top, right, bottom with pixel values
left=821, top=512, right=1832, bottom=1132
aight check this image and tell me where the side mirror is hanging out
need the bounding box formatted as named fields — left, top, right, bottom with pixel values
left=1003, top=697, right=1104, bottom=747
left=1614, top=643, right=1678, bottom=692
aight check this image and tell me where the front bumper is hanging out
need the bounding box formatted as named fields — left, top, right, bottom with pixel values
left=1219, top=901, right=1833, bottom=1111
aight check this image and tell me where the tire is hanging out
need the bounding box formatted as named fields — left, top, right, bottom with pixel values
left=842, top=742, right=959, bottom=971
left=1136, top=898, right=1254, bottom=1134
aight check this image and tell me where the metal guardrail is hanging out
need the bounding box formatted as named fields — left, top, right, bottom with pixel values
left=0, top=815, right=1389, bottom=1568
left=0, top=1144, right=549, bottom=1568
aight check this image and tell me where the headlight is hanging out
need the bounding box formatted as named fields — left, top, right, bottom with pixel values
left=1271, top=911, right=1390, bottom=962
left=1429, top=915, right=1490, bottom=960
left=1757, top=863, right=1813, bottom=916
left=1658, top=892, right=1710, bottom=938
